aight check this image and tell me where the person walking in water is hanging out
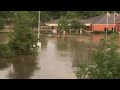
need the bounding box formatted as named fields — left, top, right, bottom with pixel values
left=53, top=29, right=57, bottom=34
left=51, top=26, right=57, bottom=36
left=52, top=29, right=57, bottom=36
left=63, top=30, right=67, bottom=36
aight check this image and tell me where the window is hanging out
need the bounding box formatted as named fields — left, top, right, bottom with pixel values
left=112, top=27, right=115, bottom=31
left=104, top=27, right=106, bottom=31
left=104, top=27, right=108, bottom=31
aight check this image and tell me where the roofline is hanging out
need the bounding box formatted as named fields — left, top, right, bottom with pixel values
left=93, top=24, right=115, bottom=25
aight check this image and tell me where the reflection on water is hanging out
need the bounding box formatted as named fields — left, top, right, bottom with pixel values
left=0, top=56, right=39, bottom=79
left=0, top=33, right=111, bottom=79
left=8, top=56, right=39, bottom=79
left=0, top=58, right=10, bottom=70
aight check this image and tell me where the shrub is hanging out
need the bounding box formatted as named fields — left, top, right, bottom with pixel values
left=0, top=44, right=15, bottom=58
left=76, top=34, right=120, bottom=79
left=0, top=17, right=4, bottom=30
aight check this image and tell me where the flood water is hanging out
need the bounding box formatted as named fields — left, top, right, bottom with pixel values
left=0, top=33, right=112, bottom=79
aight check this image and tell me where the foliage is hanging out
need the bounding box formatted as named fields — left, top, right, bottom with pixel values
left=40, top=11, right=50, bottom=23
left=58, top=16, right=69, bottom=31
left=78, top=11, right=105, bottom=19
left=28, top=11, right=38, bottom=28
left=0, top=17, right=5, bottom=30
left=47, top=11, right=105, bottom=19
left=70, top=18, right=86, bottom=33
left=0, top=44, right=15, bottom=58
left=0, top=11, right=51, bottom=28
left=76, top=34, right=120, bottom=79
left=28, top=11, right=50, bottom=28
left=0, top=11, right=115, bottom=29
left=70, top=18, right=81, bottom=30
left=66, top=11, right=80, bottom=19
left=47, top=11, right=66, bottom=19
left=0, top=11, right=118, bottom=27
left=8, top=11, right=38, bottom=55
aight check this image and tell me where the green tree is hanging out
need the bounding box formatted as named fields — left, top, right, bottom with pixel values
left=40, top=11, right=50, bottom=23
left=29, top=11, right=50, bottom=28
left=0, top=44, right=15, bottom=58
left=76, top=34, right=120, bottom=79
left=9, top=11, right=38, bottom=55
left=70, top=18, right=85, bottom=34
left=78, top=11, right=105, bottom=19
left=0, top=17, right=4, bottom=30
left=66, top=11, right=79, bottom=19
left=58, top=16, right=69, bottom=32
left=28, top=11, right=38, bottom=28
left=47, top=11, right=66, bottom=19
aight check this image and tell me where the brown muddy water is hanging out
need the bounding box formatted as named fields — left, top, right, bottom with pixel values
left=0, top=33, right=114, bottom=79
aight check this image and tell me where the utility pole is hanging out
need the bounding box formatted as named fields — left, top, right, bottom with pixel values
left=37, top=11, right=41, bottom=48
left=38, top=11, right=40, bottom=41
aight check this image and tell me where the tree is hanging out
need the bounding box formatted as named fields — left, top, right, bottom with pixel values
left=58, top=16, right=69, bottom=32
left=70, top=18, right=85, bottom=34
left=28, top=11, right=38, bottom=28
left=78, top=11, right=105, bottom=19
left=9, top=11, right=38, bottom=55
left=29, top=11, right=50, bottom=28
left=0, top=17, right=4, bottom=30
left=76, top=34, right=120, bottom=79
left=40, top=11, right=50, bottom=23
left=47, top=11, right=66, bottom=19
left=66, top=11, right=79, bottom=19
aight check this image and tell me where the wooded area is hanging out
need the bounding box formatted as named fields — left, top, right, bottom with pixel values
left=0, top=11, right=119, bottom=27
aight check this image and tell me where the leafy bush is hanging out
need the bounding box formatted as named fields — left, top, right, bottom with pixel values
left=0, top=17, right=4, bottom=30
left=0, top=44, right=15, bottom=58
left=76, top=34, right=120, bottom=79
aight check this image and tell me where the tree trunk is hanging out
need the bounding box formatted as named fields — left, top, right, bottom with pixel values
left=63, top=30, right=65, bottom=35
left=60, top=30, right=62, bottom=35
left=76, top=29, right=78, bottom=34
left=70, top=29, right=71, bottom=35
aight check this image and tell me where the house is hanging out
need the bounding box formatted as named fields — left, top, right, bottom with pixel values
left=80, top=13, right=120, bottom=32
left=45, top=13, right=120, bottom=32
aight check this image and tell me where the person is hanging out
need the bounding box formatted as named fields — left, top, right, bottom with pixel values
left=80, top=30, right=82, bottom=34
left=63, top=30, right=67, bottom=36
left=52, top=29, right=57, bottom=36
left=65, top=31, right=68, bottom=36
